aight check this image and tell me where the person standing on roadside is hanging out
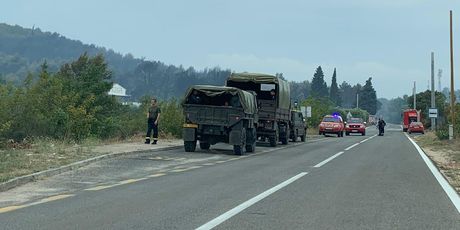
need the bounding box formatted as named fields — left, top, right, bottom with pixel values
left=145, top=98, right=161, bottom=144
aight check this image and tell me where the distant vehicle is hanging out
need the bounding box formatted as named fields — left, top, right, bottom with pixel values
left=290, top=110, right=307, bottom=142
left=182, top=85, right=258, bottom=155
left=402, top=109, right=419, bottom=132
left=226, top=73, right=291, bottom=147
left=345, top=117, right=366, bottom=136
left=368, top=115, right=377, bottom=125
left=408, top=122, right=425, bottom=134
left=319, top=114, right=345, bottom=137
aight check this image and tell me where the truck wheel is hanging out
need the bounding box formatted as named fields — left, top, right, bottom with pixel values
left=245, top=128, right=256, bottom=153
left=184, top=141, right=196, bottom=152
left=234, top=128, right=247, bottom=155
left=269, top=136, right=277, bottom=147
left=346, top=132, right=349, bottom=136
left=300, top=134, right=306, bottom=142
left=361, top=132, right=365, bottom=136
left=292, top=133, right=297, bottom=142
left=234, top=145, right=245, bottom=155
left=281, top=127, right=289, bottom=145
left=199, top=142, right=210, bottom=150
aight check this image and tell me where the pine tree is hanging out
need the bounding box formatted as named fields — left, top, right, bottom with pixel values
left=359, top=77, right=377, bottom=114
left=311, top=66, right=328, bottom=98
left=329, top=68, right=341, bottom=106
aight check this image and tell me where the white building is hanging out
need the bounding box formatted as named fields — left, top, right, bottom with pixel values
left=108, top=83, right=129, bottom=97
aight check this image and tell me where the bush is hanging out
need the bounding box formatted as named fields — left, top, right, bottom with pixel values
left=436, top=126, right=450, bottom=140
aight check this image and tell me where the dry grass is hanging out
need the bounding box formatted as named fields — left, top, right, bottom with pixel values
left=0, top=138, right=99, bottom=183
left=414, top=132, right=460, bottom=193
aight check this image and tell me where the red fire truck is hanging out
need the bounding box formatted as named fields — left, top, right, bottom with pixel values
left=402, top=109, right=419, bottom=132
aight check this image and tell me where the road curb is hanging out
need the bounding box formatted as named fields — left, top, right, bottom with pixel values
left=0, top=145, right=181, bottom=192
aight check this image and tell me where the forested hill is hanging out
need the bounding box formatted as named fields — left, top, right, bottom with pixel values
left=0, top=23, right=233, bottom=99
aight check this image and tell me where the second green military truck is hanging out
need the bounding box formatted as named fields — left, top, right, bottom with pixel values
left=226, top=73, right=291, bottom=147
left=182, top=85, right=258, bottom=155
left=290, top=110, right=307, bottom=142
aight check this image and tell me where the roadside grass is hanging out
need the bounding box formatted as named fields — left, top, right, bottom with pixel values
left=0, top=138, right=97, bottom=183
left=307, top=128, right=319, bottom=135
left=0, top=131, right=179, bottom=183
left=413, top=132, right=460, bottom=193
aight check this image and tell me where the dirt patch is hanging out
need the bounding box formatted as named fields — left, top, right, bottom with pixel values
left=413, top=132, right=460, bottom=193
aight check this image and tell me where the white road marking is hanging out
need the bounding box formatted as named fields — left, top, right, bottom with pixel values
left=313, top=152, right=344, bottom=168
left=344, top=143, right=360, bottom=151
left=405, top=133, right=460, bottom=213
left=195, top=172, right=308, bottom=230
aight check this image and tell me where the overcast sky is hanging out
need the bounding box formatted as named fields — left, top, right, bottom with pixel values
left=1, top=0, right=460, bottom=99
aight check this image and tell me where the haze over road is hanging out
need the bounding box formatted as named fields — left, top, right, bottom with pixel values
left=1, top=124, right=459, bottom=229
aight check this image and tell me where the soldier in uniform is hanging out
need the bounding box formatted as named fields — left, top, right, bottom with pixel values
left=145, top=98, right=161, bottom=144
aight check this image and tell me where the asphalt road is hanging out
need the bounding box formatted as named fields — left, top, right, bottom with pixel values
left=1, top=124, right=460, bottom=229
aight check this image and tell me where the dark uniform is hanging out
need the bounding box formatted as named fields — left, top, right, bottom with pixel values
left=145, top=105, right=161, bottom=144
left=378, top=119, right=386, bottom=136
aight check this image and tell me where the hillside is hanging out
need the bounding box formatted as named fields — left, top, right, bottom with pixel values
left=0, top=23, right=319, bottom=101
left=0, top=23, right=236, bottom=99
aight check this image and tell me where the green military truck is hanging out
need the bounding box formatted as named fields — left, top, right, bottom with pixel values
left=226, top=73, right=291, bottom=147
left=290, top=110, right=307, bottom=142
left=182, top=85, right=258, bottom=155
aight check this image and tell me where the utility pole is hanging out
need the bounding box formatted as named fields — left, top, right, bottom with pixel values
left=431, top=52, right=436, bottom=130
left=356, top=93, right=359, bottom=109
left=438, top=69, right=442, bottom=92
left=449, top=10, right=455, bottom=140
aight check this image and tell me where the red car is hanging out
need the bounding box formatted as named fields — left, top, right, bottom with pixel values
left=345, top=118, right=366, bottom=136
left=319, top=115, right=345, bottom=137
left=408, top=122, right=425, bottom=134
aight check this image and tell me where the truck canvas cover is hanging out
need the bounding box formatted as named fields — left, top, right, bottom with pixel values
left=184, top=85, right=257, bottom=114
left=227, top=73, right=291, bottom=110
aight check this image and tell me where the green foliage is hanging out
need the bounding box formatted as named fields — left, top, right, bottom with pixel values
left=329, top=68, right=341, bottom=106
left=301, top=97, right=335, bottom=128
left=436, top=126, right=450, bottom=140
left=310, top=66, right=328, bottom=98
left=0, top=54, right=184, bottom=145
left=359, top=77, right=377, bottom=114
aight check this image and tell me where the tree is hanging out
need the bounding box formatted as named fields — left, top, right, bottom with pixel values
left=329, top=68, right=341, bottom=106
left=310, top=66, right=328, bottom=98
left=339, top=81, right=354, bottom=108
left=358, top=78, right=377, bottom=114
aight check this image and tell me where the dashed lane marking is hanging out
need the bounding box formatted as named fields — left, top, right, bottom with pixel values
left=0, top=194, right=75, bottom=214
left=147, top=173, right=166, bottom=178
left=314, top=151, right=344, bottom=168
left=196, top=172, right=308, bottom=230
left=85, top=184, right=118, bottom=191
left=344, top=143, right=360, bottom=151
left=118, top=178, right=147, bottom=185
left=0, top=205, right=27, bottom=214
left=170, top=166, right=203, bottom=173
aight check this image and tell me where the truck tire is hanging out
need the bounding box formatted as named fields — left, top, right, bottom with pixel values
left=234, top=128, right=246, bottom=155
left=233, top=145, right=245, bottom=155
left=199, top=142, right=210, bottom=150
left=281, top=127, right=289, bottom=145
left=245, top=128, right=256, bottom=153
left=300, top=130, right=307, bottom=142
left=292, top=132, right=298, bottom=142
left=184, top=141, right=196, bottom=152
